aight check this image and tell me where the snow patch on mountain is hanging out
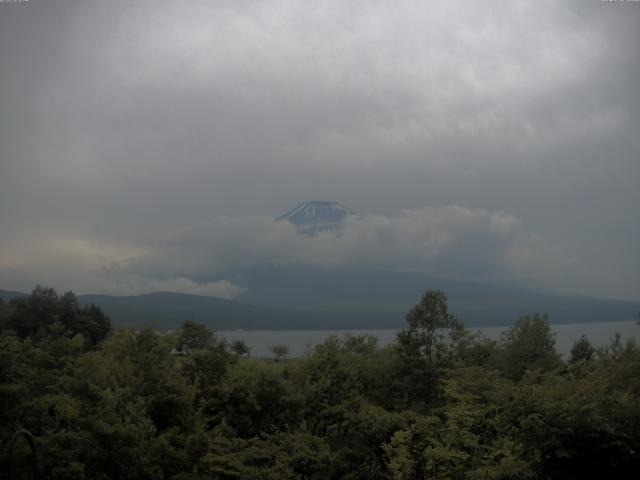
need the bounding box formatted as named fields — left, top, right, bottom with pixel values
left=277, top=201, right=355, bottom=233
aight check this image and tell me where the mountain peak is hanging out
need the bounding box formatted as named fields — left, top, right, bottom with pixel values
left=277, top=201, right=355, bottom=232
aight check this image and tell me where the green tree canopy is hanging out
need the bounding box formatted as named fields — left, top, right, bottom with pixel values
left=501, top=313, right=561, bottom=380
left=269, top=344, right=290, bottom=362
left=176, top=319, right=214, bottom=353
left=398, top=290, right=465, bottom=364
left=0, top=286, right=111, bottom=347
left=395, top=290, right=466, bottom=406
left=230, top=339, right=251, bottom=357
left=570, top=334, right=596, bottom=363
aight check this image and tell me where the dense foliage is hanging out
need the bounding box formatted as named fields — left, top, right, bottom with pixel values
left=1, top=287, right=639, bottom=479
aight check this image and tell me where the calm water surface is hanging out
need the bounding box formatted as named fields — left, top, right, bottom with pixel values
left=220, top=321, right=638, bottom=358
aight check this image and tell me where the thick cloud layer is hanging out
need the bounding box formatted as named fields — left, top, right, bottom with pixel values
left=0, top=0, right=638, bottom=299
left=0, top=206, right=559, bottom=298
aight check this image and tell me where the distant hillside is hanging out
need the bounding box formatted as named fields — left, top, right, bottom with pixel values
left=2, top=276, right=637, bottom=330
left=0, top=289, right=27, bottom=302
left=228, top=266, right=639, bottom=327
left=76, top=292, right=391, bottom=330
left=3, top=288, right=392, bottom=330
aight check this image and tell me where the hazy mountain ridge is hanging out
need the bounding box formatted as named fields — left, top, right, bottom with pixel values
left=2, top=271, right=637, bottom=331
left=63, top=292, right=391, bottom=330
left=231, top=266, right=638, bottom=323
left=0, top=289, right=27, bottom=301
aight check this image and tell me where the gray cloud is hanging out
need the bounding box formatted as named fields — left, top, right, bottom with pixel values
left=109, top=206, right=559, bottom=292
left=0, top=0, right=638, bottom=299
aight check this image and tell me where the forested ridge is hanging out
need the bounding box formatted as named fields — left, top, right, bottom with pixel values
left=1, top=287, right=639, bottom=479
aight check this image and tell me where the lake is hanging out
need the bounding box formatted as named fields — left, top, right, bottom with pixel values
left=220, top=321, right=639, bottom=358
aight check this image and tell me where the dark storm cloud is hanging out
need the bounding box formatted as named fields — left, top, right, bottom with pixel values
left=0, top=0, right=638, bottom=299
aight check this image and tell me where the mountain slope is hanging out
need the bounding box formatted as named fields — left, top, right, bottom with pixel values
left=229, top=266, right=639, bottom=326
left=3, top=278, right=637, bottom=330
left=0, top=289, right=28, bottom=302
left=76, top=292, right=389, bottom=330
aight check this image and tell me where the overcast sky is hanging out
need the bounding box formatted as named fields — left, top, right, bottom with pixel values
left=1, top=0, right=638, bottom=300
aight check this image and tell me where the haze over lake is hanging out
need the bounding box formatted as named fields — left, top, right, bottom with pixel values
left=221, top=320, right=639, bottom=358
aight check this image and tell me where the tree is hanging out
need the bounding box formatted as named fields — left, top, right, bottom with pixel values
left=398, top=290, right=464, bottom=364
left=181, top=338, right=236, bottom=408
left=6, top=286, right=59, bottom=339
left=501, top=313, right=561, bottom=380
left=176, top=319, right=213, bottom=353
left=216, top=361, right=300, bottom=438
left=230, top=339, right=251, bottom=357
left=570, top=335, right=596, bottom=363
left=270, top=344, right=290, bottom=362
left=341, top=333, right=379, bottom=355
left=203, top=432, right=331, bottom=479
left=1, top=287, right=111, bottom=347
left=395, top=290, right=465, bottom=406
left=65, top=300, right=112, bottom=347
